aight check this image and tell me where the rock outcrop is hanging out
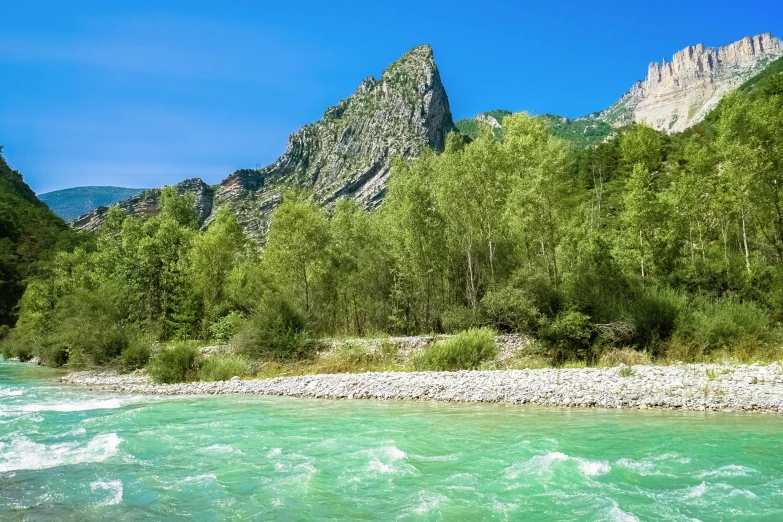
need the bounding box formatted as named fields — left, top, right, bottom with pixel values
left=584, top=33, right=783, bottom=133
left=72, top=178, right=214, bottom=232
left=74, top=45, right=453, bottom=240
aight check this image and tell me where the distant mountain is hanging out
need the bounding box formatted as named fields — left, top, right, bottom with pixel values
left=579, top=32, right=783, bottom=133
left=38, top=186, right=146, bottom=222
left=74, top=44, right=454, bottom=240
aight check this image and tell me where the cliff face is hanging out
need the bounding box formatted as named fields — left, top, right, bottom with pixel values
left=74, top=44, right=453, bottom=239
left=72, top=178, right=213, bottom=232
left=588, top=33, right=783, bottom=132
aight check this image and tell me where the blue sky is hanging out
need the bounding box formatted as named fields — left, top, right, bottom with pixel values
left=2, top=1, right=782, bottom=193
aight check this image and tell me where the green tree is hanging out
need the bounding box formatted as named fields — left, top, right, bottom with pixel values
left=263, top=193, right=330, bottom=315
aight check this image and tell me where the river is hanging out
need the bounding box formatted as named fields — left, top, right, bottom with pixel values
left=1, top=360, right=782, bottom=520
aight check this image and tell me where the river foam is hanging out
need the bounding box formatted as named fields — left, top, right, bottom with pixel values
left=0, top=433, right=122, bottom=473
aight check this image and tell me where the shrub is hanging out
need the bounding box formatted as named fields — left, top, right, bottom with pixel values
left=413, top=327, right=498, bottom=371
left=481, top=287, right=541, bottom=333
left=441, top=306, right=478, bottom=334
left=209, top=312, right=245, bottom=344
left=147, top=343, right=201, bottom=383
left=626, top=287, right=686, bottom=347
left=120, top=340, right=151, bottom=372
left=677, top=298, right=770, bottom=353
left=198, top=354, right=251, bottom=382
left=233, top=299, right=311, bottom=360
left=538, top=311, right=593, bottom=364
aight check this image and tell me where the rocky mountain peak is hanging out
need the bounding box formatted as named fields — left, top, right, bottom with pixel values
left=586, top=33, right=783, bottom=133
left=75, top=44, right=454, bottom=240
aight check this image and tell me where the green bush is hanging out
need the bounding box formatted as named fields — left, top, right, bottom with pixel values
left=209, top=312, right=245, bottom=344
left=677, top=298, right=770, bottom=353
left=120, top=340, right=151, bottom=372
left=198, top=354, right=251, bottom=381
left=481, top=287, right=541, bottom=333
left=441, top=306, right=478, bottom=334
left=147, top=343, right=202, bottom=383
left=539, top=311, right=593, bottom=364
left=233, top=299, right=310, bottom=360
left=413, top=327, right=498, bottom=371
left=626, top=287, right=686, bottom=347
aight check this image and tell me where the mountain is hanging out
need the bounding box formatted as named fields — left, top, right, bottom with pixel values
left=455, top=33, right=782, bottom=145
left=0, top=149, right=80, bottom=327
left=580, top=32, right=783, bottom=133
left=72, top=179, right=214, bottom=232
left=38, top=186, right=146, bottom=222
left=74, top=44, right=453, bottom=240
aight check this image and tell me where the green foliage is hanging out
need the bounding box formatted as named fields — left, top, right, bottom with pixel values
left=9, top=60, right=783, bottom=369
left=481, top=287, right=542, bottom=333
left=120, top=339, right=152, bottom=372
left=0, top=150, right=83, bottom=328
left=198, top=354, right=251, bottom=382
left=539, top=311, right=593, bottom=364
left=413, top=327, right=498, bottom=371
left=626, top=287, right=686, bottom=348
left=209, top=312, right=245, bottom=344
left=263, top=192, right=330, bottom=313
left=147, top=343, right=202, bottom=384
left=540, top=114, right=613, bottom=147
left=441, top=306, right=479, bottom=334
left=675, top=298, right=771, bottom=353
left=233, top=299, right=311, bottom=360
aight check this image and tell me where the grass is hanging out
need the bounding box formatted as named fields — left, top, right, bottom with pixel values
left=198, top=355, right=252, bottom=382
left=413, top=328, right=498, bottom=371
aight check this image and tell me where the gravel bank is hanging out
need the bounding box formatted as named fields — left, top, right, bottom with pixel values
left=59, top=362, right=783, bottom=413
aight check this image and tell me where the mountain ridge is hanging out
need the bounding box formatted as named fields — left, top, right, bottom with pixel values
left=69, top=33, right=781, bottom=238
left=39, top=186, right=146, bottom=222
left=580, top=32, right=783, bottom=132
left=74, top=44, right=453, bottom=240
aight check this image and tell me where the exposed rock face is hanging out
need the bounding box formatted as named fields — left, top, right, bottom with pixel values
left=75, top=44, right=453, bottom=239
left=208, top=44, right=453, bottom=239
left=586, top=33, right=783, bottom=133
left=72, top=178, right=213, bottom=232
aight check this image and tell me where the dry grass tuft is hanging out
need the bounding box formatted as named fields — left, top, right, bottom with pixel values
left=598, top=348, right=650, bottom=367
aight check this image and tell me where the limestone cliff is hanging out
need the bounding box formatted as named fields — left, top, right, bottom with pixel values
left=74, top=44, right=453, bottom=239
left=585, top=33, right=783, bottom=133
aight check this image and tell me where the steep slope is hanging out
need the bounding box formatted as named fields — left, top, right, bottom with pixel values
left=0, top=149, right=80, bottom=327
left=582, top=33, right=783, bottom=133
left=75, top=44, right=454, bottom=240
left=39, top=186, right=146, bottom=222
left=72, top=178, right=214, bottom=232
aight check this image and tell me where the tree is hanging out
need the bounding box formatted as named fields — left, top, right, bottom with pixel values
left=263, top=193, right=330, bottom=315
left=187, top=209, right=249, bottom=330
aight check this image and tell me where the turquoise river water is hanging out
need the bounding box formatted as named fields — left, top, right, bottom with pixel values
left=1, top=360, right=783, bottom=520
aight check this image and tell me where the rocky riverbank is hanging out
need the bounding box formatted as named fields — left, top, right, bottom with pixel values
left=59, top=362, right=783, bottom=413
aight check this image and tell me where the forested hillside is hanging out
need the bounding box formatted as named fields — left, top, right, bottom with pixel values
left=3, top=59, right=783, bottom=373
left=0, top=149, right=83, bottom=331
